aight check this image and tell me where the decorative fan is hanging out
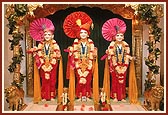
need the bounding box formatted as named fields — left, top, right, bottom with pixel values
left=29, top=18, right=55, bottom=41
left=102, top=18, right=126, bottom=41
left=63, top=11, right=92, bottom=38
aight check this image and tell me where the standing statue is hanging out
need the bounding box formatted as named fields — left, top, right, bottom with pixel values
left=28, top=18, right=63, bottom=102
left=101, top=18, right=133, bottom=102
left=63, top=11, right=99, bottom=103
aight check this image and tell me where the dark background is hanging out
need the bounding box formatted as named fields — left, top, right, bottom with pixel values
left=46, top=6, right=132, bottom=88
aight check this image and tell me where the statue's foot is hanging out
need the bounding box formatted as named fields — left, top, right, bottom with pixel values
left=76, top=98, right=82, bottom=102
left=51, top=98, right=55, bottom=101
left=121, top=99, right=126, bottom=102
left=42, top=99, right=46, bottom=102
left=86, top=97, right=92, bottom=102
left=113, top=98, right=118, bottom=102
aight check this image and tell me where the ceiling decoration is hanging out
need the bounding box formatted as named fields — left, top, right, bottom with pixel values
left=33, top=4, right=135, bottom=20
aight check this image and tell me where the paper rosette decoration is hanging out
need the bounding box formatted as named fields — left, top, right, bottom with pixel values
left=102, top=18, right=126, bottom=41
left=63, top=11, right=93, bottom=38
left=29, top=18, right=55, bottom=41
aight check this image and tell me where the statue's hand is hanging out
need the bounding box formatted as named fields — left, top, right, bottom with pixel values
left=27, top=46, right=38, bottom=53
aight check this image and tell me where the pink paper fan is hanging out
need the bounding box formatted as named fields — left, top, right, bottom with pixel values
left=102, top=18, right=126, bottom=41
left=29, top=18, right=55, bottom=41
left=63, top=11, right=92, bottom=38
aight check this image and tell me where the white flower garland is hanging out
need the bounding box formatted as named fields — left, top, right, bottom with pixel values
left=77, top=69, right=89, bottom=77
left=50, top=58, right=56, bottom=65
left=45, top=73, right=50, bottom=79
left=115, top=66, right=127, bottom=74
left=79, top=77, right=87, bottom=84
left=42, top=64, right=53, bottom=72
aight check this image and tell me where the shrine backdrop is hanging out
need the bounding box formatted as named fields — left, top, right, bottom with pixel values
left=44, top=6, right=132, bottom=88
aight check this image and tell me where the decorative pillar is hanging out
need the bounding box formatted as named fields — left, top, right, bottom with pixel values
left=25, top=19, right=34, bottom=97
left=4, top=4, right=28, bottom=111
left=13, top=41, right=21, bottom=84
left=133, top=29, right=143, bottom=96
left=132, top=14, right=143, bottom=96
left=137, top=4, right=163, bottom=91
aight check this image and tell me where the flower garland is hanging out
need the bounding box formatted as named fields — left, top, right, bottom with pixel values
left=73, top=38, right=94, bottom=85
left=137, top=4, right=163, bottom=90
left=5, top=4, right=28, bottom=88
left=5, top=4, right=43, bottom=88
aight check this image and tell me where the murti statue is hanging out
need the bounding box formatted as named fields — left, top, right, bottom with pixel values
left=28, top=18, right=63, bottom=102
left=63, top=11, right=98, bottom=102
left=101, top=18, right=133, bottom=102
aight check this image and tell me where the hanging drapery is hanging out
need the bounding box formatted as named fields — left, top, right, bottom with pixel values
left=128, top=59, right=139, bottom=104
left=93, top=57, right=99, bottom=104
left=57, top=57, right=64, bottom=104
left=103, top=58, right=110, bottom=102
left=68, top=66, right=75, bottom=107
left=33, top=61, right=41, bottom=103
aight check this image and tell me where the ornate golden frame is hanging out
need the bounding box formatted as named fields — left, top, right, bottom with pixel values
left=26, top=4, right=143, bottom=97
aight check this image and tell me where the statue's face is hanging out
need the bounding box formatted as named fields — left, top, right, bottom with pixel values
left=80, top=29, right=88, bottom=39
left=115, top=33, right=124, bottom=42
left=44, top=31, right=53, bottom=41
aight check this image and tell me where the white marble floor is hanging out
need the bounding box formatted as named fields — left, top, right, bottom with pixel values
left=22, top=97, right=147, bottom=112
